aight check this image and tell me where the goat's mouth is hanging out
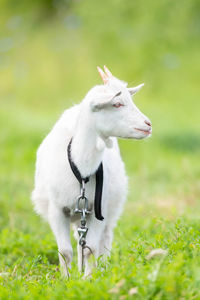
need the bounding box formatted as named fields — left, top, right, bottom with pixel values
left=134, top=128, right=152, bottom=135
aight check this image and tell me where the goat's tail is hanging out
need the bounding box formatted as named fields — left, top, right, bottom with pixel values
left=31, top=189, right=49, bottom=220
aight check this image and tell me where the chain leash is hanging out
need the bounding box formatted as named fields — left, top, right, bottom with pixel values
left=74, top=180, right=91, bottom=272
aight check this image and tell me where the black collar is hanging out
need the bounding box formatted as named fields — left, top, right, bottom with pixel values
left=67, top=139, right=104, bottom=221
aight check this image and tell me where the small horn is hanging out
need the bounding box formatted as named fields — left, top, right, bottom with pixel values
left=104, top=65, right=113, bottom=77
left=97, top=66, right=108, bottom=84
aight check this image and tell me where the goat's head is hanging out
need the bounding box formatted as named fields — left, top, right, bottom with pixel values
left=87, top=66, right=152, bottom=140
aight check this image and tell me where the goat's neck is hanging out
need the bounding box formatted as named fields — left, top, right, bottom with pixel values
left=71, top=114, right=105, bottom=178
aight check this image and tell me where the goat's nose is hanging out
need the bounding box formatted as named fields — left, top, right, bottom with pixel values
left=144, top=120, right=152, bottom=127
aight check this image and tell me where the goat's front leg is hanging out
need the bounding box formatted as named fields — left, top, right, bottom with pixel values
left=48, top=201, right=72, bottom=277
left=99, top=224, right=114, bottom=257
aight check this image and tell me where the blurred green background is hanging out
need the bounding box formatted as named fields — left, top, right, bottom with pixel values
left=0, top=0, right=200, bottom=298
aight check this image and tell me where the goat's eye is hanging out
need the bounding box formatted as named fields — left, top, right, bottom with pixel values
left=113, top=102, right=123, bottom=108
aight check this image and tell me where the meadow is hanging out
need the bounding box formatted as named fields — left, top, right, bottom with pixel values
left=0, top=0, right=200, bottom=298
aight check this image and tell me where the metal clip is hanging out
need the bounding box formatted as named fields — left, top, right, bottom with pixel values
left=77, top=226, right=88, bottom=246
left=74, top=180, right=91, bottom=248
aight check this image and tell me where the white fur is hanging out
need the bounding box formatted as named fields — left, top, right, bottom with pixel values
left=32, top=73, right=152, bottom=277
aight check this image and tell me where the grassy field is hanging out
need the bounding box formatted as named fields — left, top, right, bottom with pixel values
left=0, top=0, right=200, bottom=299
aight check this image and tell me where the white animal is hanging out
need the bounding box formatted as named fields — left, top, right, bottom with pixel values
left=31, top=66, right=152, bottom=277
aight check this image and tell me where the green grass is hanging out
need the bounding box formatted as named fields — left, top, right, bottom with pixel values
left=0, top=0, right=200, bottom=298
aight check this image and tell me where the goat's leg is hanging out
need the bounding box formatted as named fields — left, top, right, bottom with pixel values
left=99, top=225, right=114, bottom=257
left=48, top=202, right=72, bottom=277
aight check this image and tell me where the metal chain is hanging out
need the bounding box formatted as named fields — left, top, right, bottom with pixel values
left=74, top=180, right=91, bottom=272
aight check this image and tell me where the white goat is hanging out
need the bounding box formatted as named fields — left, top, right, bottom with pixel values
left=32, top=66, right=152, bottom=277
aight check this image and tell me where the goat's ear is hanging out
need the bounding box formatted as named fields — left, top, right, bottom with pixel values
left=128, top=83, right=144, bottom=96
left=90, top=94, right=114, bottom=112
